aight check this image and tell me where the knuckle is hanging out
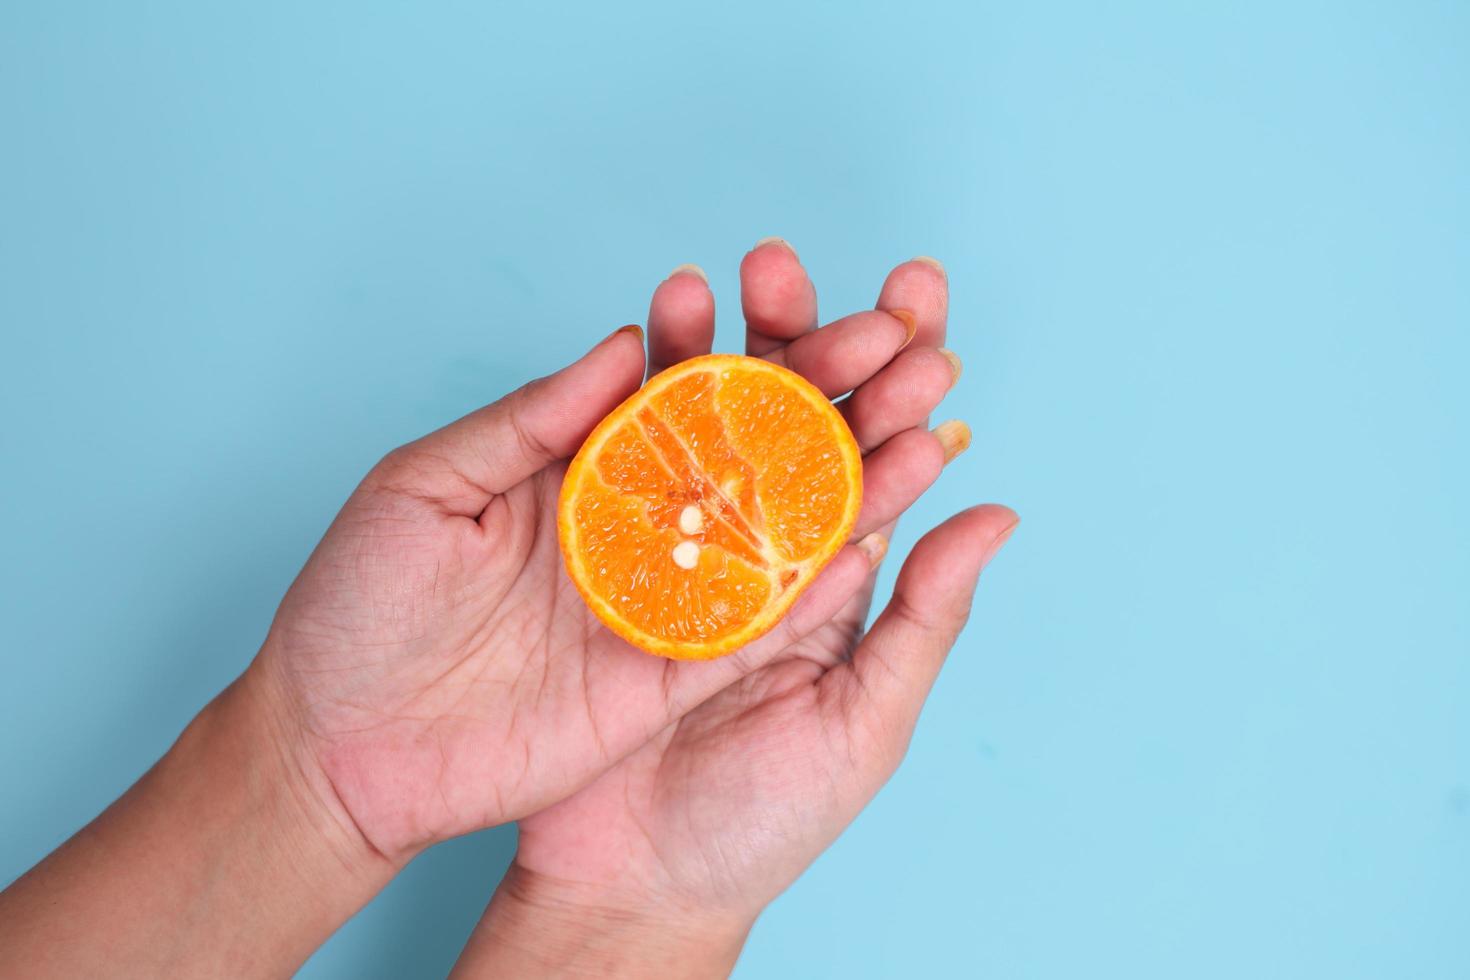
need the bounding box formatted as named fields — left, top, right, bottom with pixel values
left=506, top=383, right=555, bottom=463
left=366, top=444, right=433, bottom=497
left=853, top=704, right=911, bottom=777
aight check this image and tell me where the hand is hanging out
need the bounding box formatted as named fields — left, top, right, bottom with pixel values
left=252, top=239, right=964, bottom=863
left=0, top=238, right=962, bottom=978
left=0, top=239, right=984, bottom=978
left=450, top=245, right=1017, bottom=977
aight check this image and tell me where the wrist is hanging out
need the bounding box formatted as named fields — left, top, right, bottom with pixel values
left=452, top=863, right=755, bottom=979
left=225, top=652, right=399, bottom=882
left=0, top=658, right=398, bottom=977
left=204, top=657, right=400, bottom=883
left=152, top=663, right=399, bottom=969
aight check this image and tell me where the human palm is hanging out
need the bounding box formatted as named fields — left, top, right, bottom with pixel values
left=267, top=444, right=740, bottom=856
left=514, top=532, right=993, bottom=920
left=258, top=241, right=966, bottom=860
left=514, top=649, right=875, bottom=918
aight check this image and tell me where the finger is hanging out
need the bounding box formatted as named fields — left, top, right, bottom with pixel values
left=764, top=309, right=916, bottom=398
left=647, top=264, right=715, bottom=377
left=665, top=533, right=888, bottom=705
left=869, top=258, right=951, bottom=544
left=822, top=504, right=1019, bottom=760
left=876, top=256, right=949, bottom=348
left=850, top=422, right=968, bottom=539
left=377, top=327, right=646, bottom=516
left=741, top=237, right=818, bottom=356
left=840, top=346, right=961, bottom=452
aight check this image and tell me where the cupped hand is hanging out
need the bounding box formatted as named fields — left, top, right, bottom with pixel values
left=475, top=245, right=1017, bottom=947
left=252, top=240, right=962, bottom=861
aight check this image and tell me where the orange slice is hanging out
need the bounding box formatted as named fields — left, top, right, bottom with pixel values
left=559, top=354, right=862, bottom=660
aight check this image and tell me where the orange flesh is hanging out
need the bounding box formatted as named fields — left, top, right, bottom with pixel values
left=559, top=355, right=862, bottom=660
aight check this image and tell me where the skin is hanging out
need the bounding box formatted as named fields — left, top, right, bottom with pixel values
left=452, top=243, right=1018, bottom=978
left=0, top=239, right=1011, bottom=978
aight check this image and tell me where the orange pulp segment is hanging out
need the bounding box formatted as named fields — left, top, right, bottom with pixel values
left=558, top=354, right=862, bottom=660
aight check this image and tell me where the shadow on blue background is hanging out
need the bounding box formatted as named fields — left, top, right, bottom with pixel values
left=2, top=2, right=1466, bottom=977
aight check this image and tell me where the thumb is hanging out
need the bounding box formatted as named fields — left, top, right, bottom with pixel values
left=377, top=326, right=646, bottom=515
left=822, top=504, right=1019, bottom=772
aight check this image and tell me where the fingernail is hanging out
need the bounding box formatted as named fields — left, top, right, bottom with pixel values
left=889, top=309, right=918, bottom=351
left=669, top=262, right=708, bottom=284
left=856, top=532, right=889, bottom=569
left=612, top=323, right=644, bottom=343
left=754, top=236, right=798, bottom=259
left=938, top=347, right=963, bottom=386
left=982, top=518, right=1019, bottom=566
left=933, top=419, right=971, bottom=464
left=912, top=255, right=947, bottom=278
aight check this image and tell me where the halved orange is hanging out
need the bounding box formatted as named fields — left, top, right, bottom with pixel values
left=559, top=354, right=862, bottom=660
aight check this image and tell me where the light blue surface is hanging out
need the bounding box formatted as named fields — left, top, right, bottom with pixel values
left=2, top=2, right=1467, bottom=976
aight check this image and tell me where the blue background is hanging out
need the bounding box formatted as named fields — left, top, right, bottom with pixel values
left=2, top=2, right=1466, bottom=976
